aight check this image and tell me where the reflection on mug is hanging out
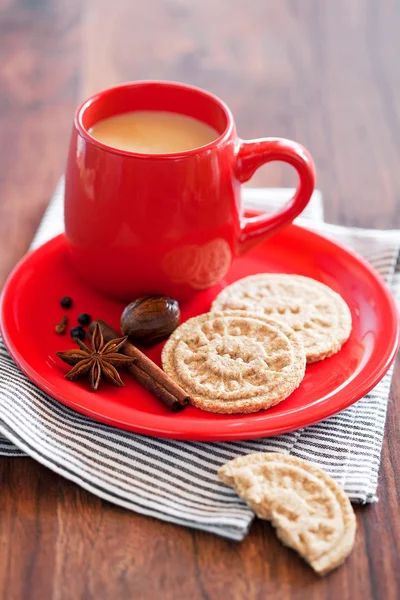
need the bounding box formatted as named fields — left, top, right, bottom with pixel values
left=76, top=137, right=96, bottom=200
left=161, top=244, right=201, bottom=284
left=162, top=238, right=232, bottom=290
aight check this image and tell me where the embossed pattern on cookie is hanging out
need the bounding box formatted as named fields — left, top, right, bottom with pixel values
left=211, top=274, right=352, bottom=363
left=161, top=312, right=306, bottom=414
left=218, top=452, right=356, bottom=575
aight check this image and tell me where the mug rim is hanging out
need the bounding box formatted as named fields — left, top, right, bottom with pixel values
left=74, top=80, right=235, bottom=159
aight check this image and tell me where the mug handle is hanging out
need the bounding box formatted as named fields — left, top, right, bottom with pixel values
left=235, top=138, right=316, bottom=254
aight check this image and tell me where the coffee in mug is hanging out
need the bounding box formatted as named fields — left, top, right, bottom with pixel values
left=89, top=111, right=219, bottom=154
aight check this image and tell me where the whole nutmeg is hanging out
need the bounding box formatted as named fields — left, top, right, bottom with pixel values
left=121, top=295, right=180, bottom=346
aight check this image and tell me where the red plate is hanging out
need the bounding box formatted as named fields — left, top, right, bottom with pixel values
left=1, top=225, right=398, bottom=441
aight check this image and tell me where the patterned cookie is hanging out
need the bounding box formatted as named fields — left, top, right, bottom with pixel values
left=161, top=311, right=306, bottom=414
left=211, top=274, right=352, bottom=363
left=218, top=453, right=356, bottom=575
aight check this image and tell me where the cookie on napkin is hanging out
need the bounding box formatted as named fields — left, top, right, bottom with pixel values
left=161, top=311, right=306, bottom=414
left=218, top=452, right=356, bottom=575
left=211, top=274, right=352, bottom=363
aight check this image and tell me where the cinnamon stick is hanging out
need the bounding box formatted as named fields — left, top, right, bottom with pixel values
left=89, top=320, right=190, bottom=412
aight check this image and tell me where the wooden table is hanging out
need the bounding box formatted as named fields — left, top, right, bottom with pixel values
left=0, top=1, right=399, bottom=598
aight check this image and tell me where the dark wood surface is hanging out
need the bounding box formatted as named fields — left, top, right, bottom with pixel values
left=0, top=1, right=399, bottom=598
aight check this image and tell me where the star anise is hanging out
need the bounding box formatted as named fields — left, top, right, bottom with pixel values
left=56, top=322, right=135, bottom=391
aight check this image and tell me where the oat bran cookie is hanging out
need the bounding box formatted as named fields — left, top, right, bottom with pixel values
left=218, top=452, right=356, bottom=575
left=211, top=274, right=352, bottom=363
left=161, top=311, right=306, bottom=414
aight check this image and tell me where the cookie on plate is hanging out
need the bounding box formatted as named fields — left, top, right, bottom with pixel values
left=161, top=311, right=306, bottom=414
left=218, top=452, right=356, bottom=575
left=211, top=274, right=352, bottom=363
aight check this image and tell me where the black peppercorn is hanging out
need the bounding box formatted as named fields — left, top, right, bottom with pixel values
left=77, top=313, right=92, bottom=327
left=70, top=326, right=86, bottom=341
left=60, top=296, right=73, bottom=309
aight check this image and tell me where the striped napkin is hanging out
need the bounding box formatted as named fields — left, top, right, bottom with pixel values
left=0, top=182, right=398, bottom=540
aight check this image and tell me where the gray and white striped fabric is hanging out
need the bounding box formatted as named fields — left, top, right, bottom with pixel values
left=0, top=183, right=398, bottom=540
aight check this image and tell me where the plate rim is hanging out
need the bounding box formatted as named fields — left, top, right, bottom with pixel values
left=1, top=228, right=399, bottom=441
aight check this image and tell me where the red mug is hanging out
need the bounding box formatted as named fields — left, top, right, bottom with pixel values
left=65, top=81, right=315, bottom=301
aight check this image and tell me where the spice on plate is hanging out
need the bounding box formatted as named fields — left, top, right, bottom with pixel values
left=121, top=295, right=180, bottom=346
left=55, top=315, right=68, bottom=335
left=77, top=313, right=92, bottom=327
left=90, top=320, right=189, bottom=412
left=70, top=326, right=86, bottom=341
left=57, top=322, right=134, bottom=391
left=60, top=296, right=73, bottom=309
